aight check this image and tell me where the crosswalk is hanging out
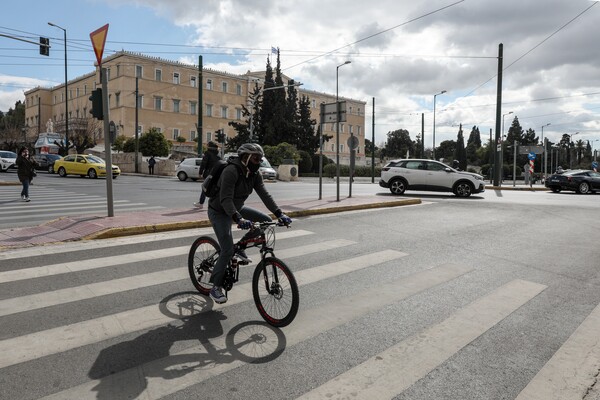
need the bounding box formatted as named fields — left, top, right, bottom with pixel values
left=0, top=186, right=163, bottom=228
left=1, top=226, right=599, bottom=400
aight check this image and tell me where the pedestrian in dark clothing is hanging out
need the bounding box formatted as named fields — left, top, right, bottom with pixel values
left=194, top=141, right=221, bottom=209
left=16, top=147, right=36, bottom=202
left=148, top=156, right=156, bottom=175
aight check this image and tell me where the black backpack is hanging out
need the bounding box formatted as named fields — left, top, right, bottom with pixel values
left=202, top=160, right=242, bottom=198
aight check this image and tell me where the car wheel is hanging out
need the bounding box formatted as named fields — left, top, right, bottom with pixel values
left=577, top=182, right=590, bottom=194
left=112, top=175, right=118, bottom=179
left=58, top=167, right=67, bottom=177
left=48, top=165, right=54, bottom=174
left=550, top=187, right=561, bottom=193
left=177, top=171, right=188, bottom=181
left=88, top=169, right=98, bottom=179
left=389, top=178, right=406, bottom=195
left=454, top=182, right=473, bottom=197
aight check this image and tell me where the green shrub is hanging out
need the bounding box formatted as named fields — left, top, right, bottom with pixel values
left=298, top=150, right=313, bottom=173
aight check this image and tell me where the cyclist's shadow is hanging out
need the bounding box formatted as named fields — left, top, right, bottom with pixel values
left=88, top=291, right=287, bottom=400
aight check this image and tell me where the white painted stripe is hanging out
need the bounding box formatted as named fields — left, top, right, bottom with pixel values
left=297, top=279, right=547, bottom=400
left=0, top=204, right=161, bottom=221
left=0, top=200, right=129, bottom=211
left=0, top=239, right=356, bottom=317
left=0, top=229, right=314, bottom=260
left=0, top=234, right=338, bottom=284
left=515, top=301, right=600, bottom=400
left=0, top=250, right=406, bottom=369
left=40, top=263, right=472, bottom=400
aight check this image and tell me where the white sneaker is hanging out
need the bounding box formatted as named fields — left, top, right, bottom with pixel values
left=193, top=202, right=204, bottom=209
left=25, top=197, right=31, bottom=202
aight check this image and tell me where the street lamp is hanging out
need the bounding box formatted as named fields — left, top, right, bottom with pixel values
left=432, top=90, right=446, bottom=160
left=336, top=61, right=351, bottom=202
left=48, top=22, right=68, bottom=156
left=569, top=131, right=579, bottom=168
left=541, top=123, right=550, bottom=177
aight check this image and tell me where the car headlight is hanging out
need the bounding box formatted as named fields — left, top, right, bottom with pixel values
left=98, top=166, right=106, bottom=170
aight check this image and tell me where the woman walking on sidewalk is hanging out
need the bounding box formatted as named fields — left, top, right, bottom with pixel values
left=16, top=147, right=36, bottom=202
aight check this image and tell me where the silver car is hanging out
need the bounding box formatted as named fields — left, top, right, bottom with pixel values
left=0, top=150, right=17, bottom=172
left=175, top=157, right=203, bottom=181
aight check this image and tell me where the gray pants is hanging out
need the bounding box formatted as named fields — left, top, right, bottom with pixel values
left=207, top=206, right=272, bottom=287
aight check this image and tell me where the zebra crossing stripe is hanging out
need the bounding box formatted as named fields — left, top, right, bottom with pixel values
left=0, top=205, right=163, bottom=221
left=0, top=249, right=404, bottom=369
left=515, top=301, right=600, bottom=400
left=39, top=263, right=472, bottom=400
left=297, top=279, right=547, bottom=400
left=0, top=239, right=356, bottom=317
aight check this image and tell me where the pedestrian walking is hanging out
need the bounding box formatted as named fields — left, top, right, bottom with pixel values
left=148, top=156, right=156, bottom=175
left=16, top=147, right=37, bottom=202
left=194, top=141, right=220, bottom=209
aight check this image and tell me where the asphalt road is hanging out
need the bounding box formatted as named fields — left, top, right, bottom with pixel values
left=1, top=190, right=599, bottom=399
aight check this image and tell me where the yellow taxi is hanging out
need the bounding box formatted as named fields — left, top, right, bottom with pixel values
left=53, top=154, right=121, bottom=179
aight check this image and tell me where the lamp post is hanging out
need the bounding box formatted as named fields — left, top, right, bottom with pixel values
left=336, top=61, right=351, bottom=202
left=432, top=90, right=446, bottom=160
left=568, top=131, right=579, bottom=169
left=541, top=123, right=550, bottom=178
left=48, top=22, right=68, bottom=156
left=589, top=139, right=599, bottom=161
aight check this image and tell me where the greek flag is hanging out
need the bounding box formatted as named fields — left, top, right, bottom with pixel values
left=271, top=46, right=277, bottom=54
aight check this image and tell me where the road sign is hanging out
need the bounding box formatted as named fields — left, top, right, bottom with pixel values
left=89, top=24, right=109, bottom=66
left=592, top=161, right=598, bottom=170
left=347, top=135, right=359, bottom=150
left=519, top=145, right=544, bottom=155
left=528, top=152, right=536, bottom=160
left=322, top=101, right=346, bottom=123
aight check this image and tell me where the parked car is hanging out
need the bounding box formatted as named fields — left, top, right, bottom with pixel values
left=379, top=159, right=485, bottom=197
left=0, top=150, right=17, bottom=172
left=53, top=154, right=121, bottom=179
left=545, top=169, right=600, bottom=194
left=223, top=153, right=277, bottom=180
left=175, top=157, right=203, bottom=181
left=33, top=154, right=62, bottom=173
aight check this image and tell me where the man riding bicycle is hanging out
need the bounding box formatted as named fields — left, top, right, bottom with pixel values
left=207, top=143, right=292, bottom=304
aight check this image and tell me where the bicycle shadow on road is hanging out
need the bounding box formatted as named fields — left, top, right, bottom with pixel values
left=88, top=291, right=287, bottom=400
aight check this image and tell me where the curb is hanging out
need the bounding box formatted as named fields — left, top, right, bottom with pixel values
left=0, top=181, right=20, bottom=186
left=82, top=198, right=422, bottom=241
left=485, top=185, right=549, bottom=191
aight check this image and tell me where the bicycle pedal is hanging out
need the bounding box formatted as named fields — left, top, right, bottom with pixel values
left=237, top=259, right=250, bottom=266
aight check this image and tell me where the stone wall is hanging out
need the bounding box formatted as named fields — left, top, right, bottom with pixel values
left=111, top=153, right=176, bottom=176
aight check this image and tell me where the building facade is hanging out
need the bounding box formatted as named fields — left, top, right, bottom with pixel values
left=24, top=51, right=366, bottom=164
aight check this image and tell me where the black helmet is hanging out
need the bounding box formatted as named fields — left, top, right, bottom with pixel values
left=237, top=143, right=264, bottom=157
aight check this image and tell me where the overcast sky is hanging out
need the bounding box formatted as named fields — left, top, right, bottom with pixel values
left=1, top=0, right=599, bottom=148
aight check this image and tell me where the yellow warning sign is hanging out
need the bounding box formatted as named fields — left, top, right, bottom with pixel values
left=89, top=24, right=109, bottom=66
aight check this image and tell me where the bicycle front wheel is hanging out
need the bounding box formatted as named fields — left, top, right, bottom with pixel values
left=188, top=236, right=220, bottom=296
left=252, top=257, right=299, bottom=328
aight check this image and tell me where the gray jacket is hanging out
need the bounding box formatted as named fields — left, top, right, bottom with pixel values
left=208, top=157, right=280, bottom=221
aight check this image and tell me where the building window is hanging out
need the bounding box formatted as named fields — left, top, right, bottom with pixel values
left=357, top=108, right=361, bottom=115
left=155, top=69, right=162, bottom=81
left=331, top=144, right=335, bottom=152
left=222, top=81, right=228, bottom=93
left=349, top=106, right=353, bottom=115
left=236, top=84, right=242, bottom=95
left=190, top=76, right=197, bottom=88
left=173, top=99, right=180, bottom=113
left=136, top=65, right=143, bottom=78
left=84, top=85, right=87, bottom=95
left=341, top=124, right=344, bottom=133
left=190, top=130, right=196, bottom=141
left=69, top=89, right=73, bottom=99
left=206, top=132, right=212, bottom=142
left=357, top=126, right=361, bottom=136
left=349, top=125, right=353, bottom=134
left=154, top=97, right=162, bottom=111
left=137, top=95, right=144, bottom=108
left=340, top=144, right=344, bottom=153
left=173, top=72, right=180, bottom=84
left=83, top=107, right=87, bottom=115
left=115, top=92, right=121, bottom=107
left=312, top=99, right=316, bottom=108
left=236, top=108, right=242, bottom=120
left=206, top=79, right=213, bottom=90
left=221, top=106, right=228, bottom=119
left=106, top=68, right=111, bottom=80
left=76, top=87, right=80, bottom=97
left=206, top=104, right=213, bottom=117
left=116, top=64, right=120, bottom=77
left=190, top=101, right=197, bottom=115
left=173, top=128, right=180, bottom=140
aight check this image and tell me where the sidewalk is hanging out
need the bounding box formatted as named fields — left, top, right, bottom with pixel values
left=0, top=194, right=420, bottom=250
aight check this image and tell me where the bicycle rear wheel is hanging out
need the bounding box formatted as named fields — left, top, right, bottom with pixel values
left=252, top=257, right=299, bottom=328
left=188, top=236, right=220, bottom=296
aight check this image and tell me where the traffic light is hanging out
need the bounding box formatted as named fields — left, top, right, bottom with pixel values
left=89, top=88, right=104, bottom=120
left=216, top=129, right=226, bottom=143
left=39, top=37, right=49, bottom=56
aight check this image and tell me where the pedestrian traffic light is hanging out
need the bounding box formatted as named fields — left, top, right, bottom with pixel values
left=89, top=88, right=104, bottom=120
left=39, top=37, right=50, bottom=56
left=216, top=129, right=226, bottom=143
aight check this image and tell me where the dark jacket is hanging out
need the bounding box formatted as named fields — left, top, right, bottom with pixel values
left=200, top=148, right=220, bottom=179
left=16, top=155, right=36, bottom=183
left=208, top=157, right=280, bottom=221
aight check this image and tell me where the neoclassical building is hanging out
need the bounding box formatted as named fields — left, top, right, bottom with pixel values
left=24, top=51, right=366, bottom=164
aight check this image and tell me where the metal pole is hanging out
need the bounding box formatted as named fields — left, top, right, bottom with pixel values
left=513, top=140, right=517, bottom=187
left=48, top=23, right=68, bottom=155
left=101, top=67, right=114, bottom=217
left=493, top=43, right=504, bottom=187
left=198, top=55, right=203, bottom=155
left=335, top=61, right=350, bottom=201
left=421, top=113, right=425, bottom=158
left=371, top=97, right=375, bottom=183
left=134, top=77, right=139, bottom=173
left=319, top=103, right=324, bottom=200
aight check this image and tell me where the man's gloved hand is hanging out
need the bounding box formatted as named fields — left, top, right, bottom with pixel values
left=237, top=219, right=253, bottom=230
left=278, top=214, right=292, bottom=226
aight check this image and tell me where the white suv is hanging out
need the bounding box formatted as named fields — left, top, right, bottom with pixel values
left=0, top=151, right=17, bottom=172
left=379, top=159, right=485, bottom=197
left=175, top=157, right=203, bottom=181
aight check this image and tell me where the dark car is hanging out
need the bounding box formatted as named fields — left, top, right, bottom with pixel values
left=33, top=154, right=62, bottom=173
left=545, top=169, right=600, bottom=194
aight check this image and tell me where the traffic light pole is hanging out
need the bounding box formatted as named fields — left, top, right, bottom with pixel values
left=101, top=67, right=114, bottom=217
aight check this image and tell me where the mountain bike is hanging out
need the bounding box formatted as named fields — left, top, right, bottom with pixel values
left=188, top=221, right=299, bottom=328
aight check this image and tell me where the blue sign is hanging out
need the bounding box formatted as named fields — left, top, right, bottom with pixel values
left=528, top=152, right=536, bottom=160
left=592, top=161, right=599, bottom=169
